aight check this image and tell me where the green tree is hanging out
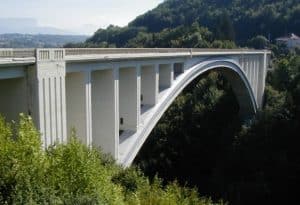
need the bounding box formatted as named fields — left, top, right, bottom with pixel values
left=247, top=35, right=269, bottom=49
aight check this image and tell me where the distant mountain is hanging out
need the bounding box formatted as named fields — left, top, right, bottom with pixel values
left=0, top=34, right=88, bottom=48
left=0, top=18, right=74, bottom=35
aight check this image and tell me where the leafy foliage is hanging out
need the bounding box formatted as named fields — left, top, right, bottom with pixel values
left=130, top=0, right=300, bottom=42
left=68, top=0, right=300, bottom=49
left=0, top=114, right=224, bottom=205
left=134, top=53, right=300, bottom=205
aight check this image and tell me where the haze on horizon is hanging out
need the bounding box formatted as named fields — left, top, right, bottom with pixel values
left=0, top=0, right=163, bottom=35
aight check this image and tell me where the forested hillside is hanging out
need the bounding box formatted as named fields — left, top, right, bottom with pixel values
left=67, top=0, right=300, bottom=204
left=66, top=0, right=300, bottom=48
left=130, top=0, right=300, bottom=41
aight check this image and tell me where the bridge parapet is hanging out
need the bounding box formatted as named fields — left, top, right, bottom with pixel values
left=36, top=49, right=65, bottom=62
left=0, top=48, right=35, bottom=58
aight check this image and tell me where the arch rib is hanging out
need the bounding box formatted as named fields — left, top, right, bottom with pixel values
left=119, top=58, right=258, bottom=166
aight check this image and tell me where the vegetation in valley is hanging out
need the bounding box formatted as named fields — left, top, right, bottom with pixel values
left=134, top=52, right=300, bottom=205
left=0, top=114, right=225, bottom=205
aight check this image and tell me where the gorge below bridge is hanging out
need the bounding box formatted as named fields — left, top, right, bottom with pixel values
left=0, top=48, right=271, bottom=166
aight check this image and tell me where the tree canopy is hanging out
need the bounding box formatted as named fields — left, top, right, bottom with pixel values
left=66, top=0, right=300, bottom=48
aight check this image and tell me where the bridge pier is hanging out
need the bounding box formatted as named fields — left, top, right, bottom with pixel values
left=0, top=77, right=28, bottom=121
left=257, top=53, right=268, bottom=108
left=119, top=66, right=139, bottom=132
left=159, top=64, right=173, bottom=90
left=173, top=62, right=184, bottom=79
left=35, top=49, right=67, bottom=147
left=140, top=65, right=159, bottom=107
left=66, top=72, right=91, bottom=145
left=91, top=68, right=119, bottom=157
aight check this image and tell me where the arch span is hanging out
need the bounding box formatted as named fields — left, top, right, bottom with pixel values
left=119, top=58, right=258, bottom=166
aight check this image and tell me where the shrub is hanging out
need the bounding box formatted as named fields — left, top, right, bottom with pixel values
left=0, top=114, right=223, bottom=205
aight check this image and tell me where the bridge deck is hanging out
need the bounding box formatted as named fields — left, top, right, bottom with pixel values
left=0, top=48, right=269, bottom=65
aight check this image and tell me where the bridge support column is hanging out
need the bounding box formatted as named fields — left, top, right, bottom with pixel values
left=257, top=52, right=268, bottom=108
left=0, top=77, right=28, bottom=122
left=173, top=62, right=184, bottom=79
left=66, top=71, right=92, bottom=145
left=91, top=68, right=119, bottom=158
left=34, top=49, right=67, bottom=148
left=141, top=65, right=159, bottom=108
left=159, top=64, right=172, bottom=91
left=119, top=67, right=139, bottom=132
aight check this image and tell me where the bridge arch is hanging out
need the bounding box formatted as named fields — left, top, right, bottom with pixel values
left=120, top=58, right=258, bottom=166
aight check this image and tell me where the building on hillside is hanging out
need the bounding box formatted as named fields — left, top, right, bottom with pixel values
left=276, top=33, right=300, bottom=49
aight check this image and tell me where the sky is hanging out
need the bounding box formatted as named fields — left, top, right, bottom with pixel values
left=0, top=0, right=163, bottom=35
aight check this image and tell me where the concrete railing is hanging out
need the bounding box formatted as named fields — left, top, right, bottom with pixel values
left=64, top=48, right=264, bottom=56
left=36, top=49, right=65, bottom=61
left=0, top=49, right=35, bottom=58
left=0, top=48, right=269, bottom=59
left=65, top=48, right=194, bottom=56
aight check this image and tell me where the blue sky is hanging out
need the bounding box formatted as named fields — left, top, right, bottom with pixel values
left=1, top=0, right=163, bottom=34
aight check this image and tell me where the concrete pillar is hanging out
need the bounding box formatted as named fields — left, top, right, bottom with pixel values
left=85, top=71, right=93, bottom=146
left=173, top=62, right=184, bottom=79
left=253, top=59, right=259, bottom=101
left=91, top=68, right=119, bottom=158
left=159, top=64, right=172, bottom=91
left=35, top=49, right=67, bottom=147
left=119, top=67, right=139, bottom=131
left=137, top=66, right=141, bottom=128
left=141, top=65, right=159, bottom=106
left=246, top=58, right=249, bottom=80
left=66, top=71, right=92, bottom=145
left=0, top=77, right=28, bottom=121
left=257, top=53, right=268, bottom=108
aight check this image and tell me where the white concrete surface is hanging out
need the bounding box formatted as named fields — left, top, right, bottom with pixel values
left=91, top=69, right=118, bottom=158
left=141, top=65, right=159, bottom=106
left=0, top=77, right=28, bottom=121
left=174, top=62, right=184, bottom=79
left=159, top=64, right=172, bottom=89
left=119, top=67, right=139, bottom=131
left=66, top=72, right=88, bottom=144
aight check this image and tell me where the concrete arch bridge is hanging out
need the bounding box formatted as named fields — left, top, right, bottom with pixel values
left=0, top=48, right=271, bottom=166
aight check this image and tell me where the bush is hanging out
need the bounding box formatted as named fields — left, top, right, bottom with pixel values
left=0, top=114, right=223, bottom=205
